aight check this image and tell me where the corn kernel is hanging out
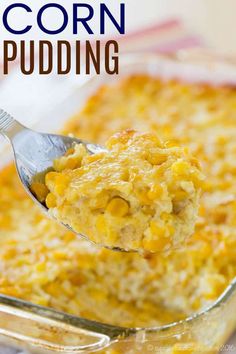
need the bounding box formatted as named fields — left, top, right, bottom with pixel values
left=46, top=193, right=57, bottom=208
left=53, top=251, right=68, bottom=260
left=143, top=237, right=170, bottom=252
left=64, top=158, right=79, bottom=170
left=150, top=221, right=166, bottom=238
left=106, top=228, right=118, bottom=243
left=106, top=197, right=129, bottom=217
left=0, top=215, right=11, bottom=229
left=45, top=171, right=58, bottom=185
left=106, top=129, right=136, bottom=149
left=68, top=272, right=85, bottom=286
left=46, top=283, right=61, bottom=297
left=30, top=182, right=49, bottom=203
left=35, top=297, right=49, bottom=307
left=35, top=262, right=46, bottom=272
left=0, top=286, right=20, bottom=297
left=2, top=247, right=17, bottom=260
left=161, top=212, right=172, bottom=223
left=90, top=288, right=107, bottom=301
left=147, top=153, right=167, bottom=165
left=147, top=184, right=164, bottom=200
left=55, top=174, right=69, bottom=185
left=136, top=189, right=152, bottom=205
left=172, top=190, right=188, bottom=202
left=96, top=215, right=106, bottom=234
left=171, top=160, right=190, bottom=176
left=167, top=224, right=175, bottom=237
left=191, top=173, right=204, bottom=189
left=55, top=183, right=67, bottom=197
left=64, top=232, right=76, bottom=242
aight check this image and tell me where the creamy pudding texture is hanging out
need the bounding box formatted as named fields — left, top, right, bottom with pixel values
left=39, top=130, right=203, bottom=253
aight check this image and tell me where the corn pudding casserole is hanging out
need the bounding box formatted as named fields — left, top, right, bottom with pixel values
left=1, top=75, right=236, bottom=333
left=34, top=130, right=202, bottom=253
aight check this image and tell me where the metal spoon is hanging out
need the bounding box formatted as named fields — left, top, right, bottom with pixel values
left=0, top=108, right=125, bottom=251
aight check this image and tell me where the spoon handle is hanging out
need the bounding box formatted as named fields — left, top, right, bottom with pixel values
left=0, top=109, right=24, bottom=141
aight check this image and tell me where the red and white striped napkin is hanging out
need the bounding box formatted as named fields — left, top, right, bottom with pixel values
left=119, top=19, right=203, bottom=54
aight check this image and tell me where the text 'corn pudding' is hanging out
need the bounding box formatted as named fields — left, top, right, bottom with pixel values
left=2, top=75, right=236, bottom=336
left=33, top=130, right=203, bottom=253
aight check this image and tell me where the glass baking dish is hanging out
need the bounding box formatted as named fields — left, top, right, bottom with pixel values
left=1, top=53, right=236, bottom=353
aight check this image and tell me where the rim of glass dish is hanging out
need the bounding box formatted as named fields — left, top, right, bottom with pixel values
left=1, top=52, right=236, bottom=341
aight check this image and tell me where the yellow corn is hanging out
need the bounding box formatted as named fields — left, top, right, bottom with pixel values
left=34, top=297, right=49, bottom=307
left=173, top=190, right=188, bottom=202
left=150, top=221, right=166, bottom=238
left=171, top=160, right=190, bottom=176
left=96, top=215, right=106, bottom=234
left=136, top=189, right=152, bottom=205
left=0, top=215, right=11, bottom=229
left=46, top=283, right=61, bottom=297
left=35, top=262, right=46, bottom=272
left=55, top=183, right=67, bottom=197
left=53, top=251, right=68, bottom=260
left=45, top=193, right=57, bottom=208
left=147, top=184, right=164, bottom=200
left=64, top=232, right=76, bottom=242
left=2, top=247, right=17, bottom=260
left=64, top=158, right=78, bottom=170
left=106, top=197, right=129, bottom=217
left=30, top=182, right=49, bottom=203
left=45, top=171, right=58, bottom=185
left=142, top=237, right=169, bottom=252
left=147, top=152, right=167, bottom=165
left=161, top=212, right=172, bottom=223
left=167, top=224, right=175, bottom=237
left=191, top=173, right=204, bottom=189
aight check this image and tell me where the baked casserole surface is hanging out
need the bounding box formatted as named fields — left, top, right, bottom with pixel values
left=1, top=76, right=236, bottom=328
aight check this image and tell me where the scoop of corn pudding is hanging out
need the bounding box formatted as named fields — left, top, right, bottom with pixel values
left=32, top=130, right=203, bottom=253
